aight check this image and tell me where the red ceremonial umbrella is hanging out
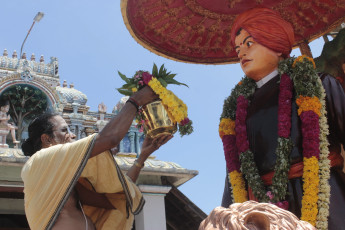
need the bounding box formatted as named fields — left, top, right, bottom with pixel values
left=121, top=0, right=345, bottom=64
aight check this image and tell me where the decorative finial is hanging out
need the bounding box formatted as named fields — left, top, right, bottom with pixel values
left=31, top=53, right=35, bottom=61
left=3, top=49, right=8, bottom=57
left=12, top=50, right=17, bottom=58
left=70, top=83, right=74, bottom=88
left=21, top=52, right=27, bottom=59
left=98, top=102, right=107, bottom=113
left=63, top=80, right=67, bottom=87
left=40, top=55, right=44, bottom=62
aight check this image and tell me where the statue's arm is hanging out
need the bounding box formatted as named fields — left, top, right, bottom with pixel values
left=0, top=113, right=9, bottom=121
left=221, top=172, right=233, bottom=207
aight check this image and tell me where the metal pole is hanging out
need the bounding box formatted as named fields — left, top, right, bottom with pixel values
left=19, top=12, right=44, bottom=59
left=20, top=21, right=36, bottom=59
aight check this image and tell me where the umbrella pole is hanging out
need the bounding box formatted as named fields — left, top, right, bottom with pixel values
left=298, top=41, right=313, bottom=58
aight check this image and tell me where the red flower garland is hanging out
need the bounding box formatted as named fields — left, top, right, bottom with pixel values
left=278, top=74, right=293, bottom=138
left=300, top=111, right=320, bottom=158
left=235, top=95, right=250, bottom=153
left=232, top=73, right=293, bottom=205
left=222, top=135, right=240, bottom=172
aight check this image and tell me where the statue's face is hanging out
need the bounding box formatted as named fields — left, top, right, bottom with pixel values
left=1, top=105, right=9, bottom=113
left=235, top=29, right=282, bottom=81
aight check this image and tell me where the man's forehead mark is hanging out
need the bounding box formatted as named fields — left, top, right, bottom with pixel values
left=235, top=35, right=253, bottom=49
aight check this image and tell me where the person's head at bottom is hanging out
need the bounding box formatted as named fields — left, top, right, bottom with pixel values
left=199, top=201, right=316, bottom=230
left=22, top=113, right=76, bottom=156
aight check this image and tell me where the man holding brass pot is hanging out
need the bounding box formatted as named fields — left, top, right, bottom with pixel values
left=21, top=86, right=173, bottom=230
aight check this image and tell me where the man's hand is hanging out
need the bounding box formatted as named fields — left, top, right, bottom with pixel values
left=126, top=134, right=173, bottom=182
left=140, top=134, right=173, bottom=158
left=131, top=86, right=158, bottom=106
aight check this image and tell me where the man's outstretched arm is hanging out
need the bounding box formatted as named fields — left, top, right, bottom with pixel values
left=90, top=86, right=158, bottom=157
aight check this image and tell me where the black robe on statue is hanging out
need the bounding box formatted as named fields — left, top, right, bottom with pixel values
left=221, top=73, right=345, bottom=230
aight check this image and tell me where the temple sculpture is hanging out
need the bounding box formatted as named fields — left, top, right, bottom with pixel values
left=0, top=101, right=19, bottom=148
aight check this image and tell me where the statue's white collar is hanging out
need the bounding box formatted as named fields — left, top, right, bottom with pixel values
left=256, top=69, right=279, bottom=88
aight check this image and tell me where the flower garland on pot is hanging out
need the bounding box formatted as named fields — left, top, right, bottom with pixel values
left=219, top=56, right=330, bottom=229
left=117, top=64, right=193, bottom=136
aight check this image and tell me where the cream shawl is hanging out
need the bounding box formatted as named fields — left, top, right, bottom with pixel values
left=21, top=134, right=144, bottom=230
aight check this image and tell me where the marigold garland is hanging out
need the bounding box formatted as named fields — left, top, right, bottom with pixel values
left=229, top=171, right=248, bottom=203
left=148, top=77, right=188, bottom=123
left=301, top=156, right=320, bottom=226
left=147, top=77, right=193, bottom=136
left=296, top=96, right=322, bottom=116
left=291, top=56, right=329, bottom=228
left=219, top=118, right=236, bottom=139
left=219, top=56, right=331, bottom=229
left=117, top=64, right=193, bottom=136
left=293, top=55, right=316, bottom=69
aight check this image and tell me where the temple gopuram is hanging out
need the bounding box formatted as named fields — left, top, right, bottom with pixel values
left=0, top=49, right=206, bottom=230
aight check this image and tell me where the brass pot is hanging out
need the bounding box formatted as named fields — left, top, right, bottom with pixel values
left=141, top=100, right=177, bottom=138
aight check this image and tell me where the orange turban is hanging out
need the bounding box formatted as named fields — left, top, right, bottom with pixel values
left=231, top=8, right=295, bottom=58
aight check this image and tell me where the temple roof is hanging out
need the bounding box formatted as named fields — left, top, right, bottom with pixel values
left=116, top=155, right=198, bottom=187
left=56, top=81, right=88, bottom=105
left=0, top=49, right=58, bottom=78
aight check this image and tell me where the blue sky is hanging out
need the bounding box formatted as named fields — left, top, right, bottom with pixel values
left=0, top=1, right=325, bottom=214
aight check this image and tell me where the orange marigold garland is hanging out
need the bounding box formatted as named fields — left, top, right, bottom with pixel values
left=296, top=96, right=322, bottom=117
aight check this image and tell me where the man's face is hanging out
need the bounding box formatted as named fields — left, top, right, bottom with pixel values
left=49, top=115, right=76, bottom=145
left=234, top=29, right=282, bottom=82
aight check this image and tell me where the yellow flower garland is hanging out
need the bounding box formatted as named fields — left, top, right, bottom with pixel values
left=229, top=171, right=248, bottom=203
left=148, top=77, right=188, bottom=123
left=219, top=118, right=236, bottom=138
left=301, top=156, right=320, bottom=226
